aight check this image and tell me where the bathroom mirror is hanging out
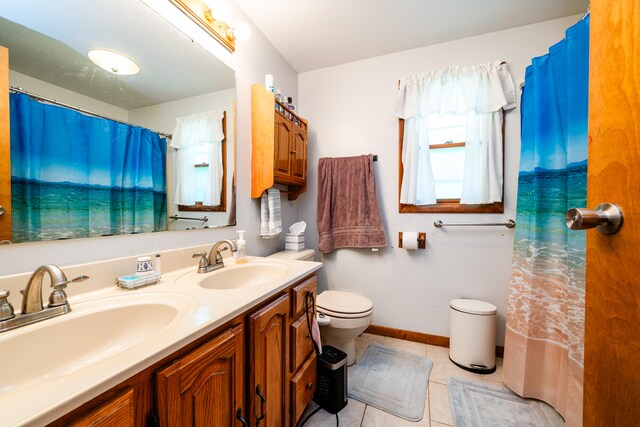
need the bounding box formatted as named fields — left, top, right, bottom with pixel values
left=0, top=0, right=236, bottom=243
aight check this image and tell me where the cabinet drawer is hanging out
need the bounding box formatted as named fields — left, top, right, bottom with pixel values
left=290, top=275, right=317, bottom=319
left=290, top=312, right=314, bottom=373
left=290, top=354, right=317, bottom=426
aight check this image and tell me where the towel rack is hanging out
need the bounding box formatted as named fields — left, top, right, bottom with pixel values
left=434, top=219, right=516, bottom=229
left=169, top=215, right=209, bottom=222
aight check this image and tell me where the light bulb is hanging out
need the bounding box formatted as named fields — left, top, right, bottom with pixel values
left=203, top=0, right=231, bottom=23
left=231, top=22, right=251, bottom=41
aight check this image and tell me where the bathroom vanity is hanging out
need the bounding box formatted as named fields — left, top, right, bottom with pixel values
left=0, top=255, right=321, bottom=427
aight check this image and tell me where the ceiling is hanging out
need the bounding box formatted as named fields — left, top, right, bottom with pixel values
left=235, top=0, right=589, bottom=72
left=0, top=0, right=235, bottom=110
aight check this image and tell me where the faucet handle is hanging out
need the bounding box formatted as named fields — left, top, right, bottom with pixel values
left=0, top=290, right=15, bottom=321
left=48, top=275, right=89, bottom=308
left=193, top=252, right=209, bottom=268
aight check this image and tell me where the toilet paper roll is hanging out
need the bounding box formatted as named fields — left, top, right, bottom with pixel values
left=402, top=232, right=419, bottom=250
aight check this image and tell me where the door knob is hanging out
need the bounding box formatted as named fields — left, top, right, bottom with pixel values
left=565, top=203, right=624, bottom=235
left=0, top=205, right=4, bottom=216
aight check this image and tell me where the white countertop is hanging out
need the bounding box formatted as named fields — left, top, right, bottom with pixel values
left=0, top=256, right=322, bottom=427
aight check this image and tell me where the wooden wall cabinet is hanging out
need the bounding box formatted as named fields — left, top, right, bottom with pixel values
left=251, top=84, right=308, bottom=201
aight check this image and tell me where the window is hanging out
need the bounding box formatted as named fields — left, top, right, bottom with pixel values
left=394, top=61, right=515, bottom=214
left=427, top=114, right=467, bottom=200
left=397, top=109, right=506, bottom=213
left=172, top=111, right=227, bottom=212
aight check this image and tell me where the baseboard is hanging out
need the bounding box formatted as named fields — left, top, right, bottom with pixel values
left=365, top=324, right=504, bottom=358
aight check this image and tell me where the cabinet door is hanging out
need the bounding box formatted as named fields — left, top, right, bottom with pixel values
left=274, top=115, right=293, bottom=181
left=290, top=127, right=307, bottom=184
left=156, top=325, right=245, bottom=427
left=67, top=388, right=135, bottom=427
left=249, top=294, right=289, bottom=427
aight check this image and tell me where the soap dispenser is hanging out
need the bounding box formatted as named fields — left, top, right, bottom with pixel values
left=236, top=230, right=247, bottom=264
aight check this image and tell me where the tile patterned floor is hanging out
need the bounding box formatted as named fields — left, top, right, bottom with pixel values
left=297, top=333, right=566, bottom=427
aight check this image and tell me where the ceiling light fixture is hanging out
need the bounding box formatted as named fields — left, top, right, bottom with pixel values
left=170, top=0, right=251, bottom=52
left=88, top=49, right=139, bottom=75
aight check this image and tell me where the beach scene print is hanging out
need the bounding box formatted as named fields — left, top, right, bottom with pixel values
left=10, top=93, right=167, bottom=243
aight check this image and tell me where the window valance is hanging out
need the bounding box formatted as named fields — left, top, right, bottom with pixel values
left=170, top=110, right=225, bottom=149
left=394, top=61, right=516, bottom=119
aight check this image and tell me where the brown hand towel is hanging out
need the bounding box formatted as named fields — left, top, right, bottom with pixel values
left=317, top=154, right=387, bottom=253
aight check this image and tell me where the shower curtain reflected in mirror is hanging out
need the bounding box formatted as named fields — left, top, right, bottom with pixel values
left=10, top=93, right=167, bottom=242
left=504, top=16, right=589, bottom=427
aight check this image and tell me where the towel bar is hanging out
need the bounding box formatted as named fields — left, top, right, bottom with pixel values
left=434, top=219, right=515, bottom=229
left=169, top=215, right=208, bottom=222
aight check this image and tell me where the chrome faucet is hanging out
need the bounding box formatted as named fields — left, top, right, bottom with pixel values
left=192, top=239, right=238, bottom=273
left=0, top=265, right=88, bottom=332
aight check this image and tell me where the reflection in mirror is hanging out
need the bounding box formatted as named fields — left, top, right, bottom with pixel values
left=0, top=0, right=236, bottom=243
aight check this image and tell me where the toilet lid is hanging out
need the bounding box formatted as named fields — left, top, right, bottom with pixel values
left=450, top=298, right=497, bottom=315
left=316, top=290, right=373, bottom=315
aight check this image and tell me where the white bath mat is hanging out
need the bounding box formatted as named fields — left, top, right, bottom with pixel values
left=348, top=343, right=432, bottom=421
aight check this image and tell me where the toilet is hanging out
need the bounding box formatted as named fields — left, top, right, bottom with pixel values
left=268, top=249, right=374, bottom=366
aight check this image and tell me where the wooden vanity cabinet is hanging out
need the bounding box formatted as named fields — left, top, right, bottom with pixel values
left=156, top=324, right=244, bottom=427
left=46, top=273, right=318, bottom=427
left=251, top=84, right=308, bottom=201
left=248, top=293, right=290, bottom=427
left=288, top=275, right=318, bottom=426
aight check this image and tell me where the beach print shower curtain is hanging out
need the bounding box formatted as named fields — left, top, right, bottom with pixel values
left=10, top=93, right=167, bottom=242
left=503, top=16, right=589, bottom=427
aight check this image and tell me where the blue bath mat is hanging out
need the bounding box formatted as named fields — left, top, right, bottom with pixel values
left=348, top=342, right=431, bottom=421
left=448, top=376, right=554, bottom=426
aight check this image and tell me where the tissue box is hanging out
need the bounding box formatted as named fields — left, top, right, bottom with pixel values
left=285, top=233, right=305, bottom=251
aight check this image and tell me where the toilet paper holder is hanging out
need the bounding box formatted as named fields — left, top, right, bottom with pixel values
left=398, top=232, right=426, bottom=249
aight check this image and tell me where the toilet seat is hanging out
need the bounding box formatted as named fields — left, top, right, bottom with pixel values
left=316, top=290, right=373, bottom=319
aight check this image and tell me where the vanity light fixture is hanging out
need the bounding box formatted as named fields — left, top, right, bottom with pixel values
left=170, top=0, right=251, bottom=52
left=87, top=49, right=139, bottom=75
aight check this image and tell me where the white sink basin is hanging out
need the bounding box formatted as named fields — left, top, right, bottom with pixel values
left=176, top=261, right=292, bottom=290
left=0, top=291, right=197, bottom=396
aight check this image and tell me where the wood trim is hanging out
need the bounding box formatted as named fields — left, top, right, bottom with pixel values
left=0, top=46, right=11, bottom=242
left=429, top=142, right=466, bottom=149
left=177, top=111, right=227, bottom=213
left=397, top=110, right=506, bottom=214
left=365, top=324, right=504, bottom=358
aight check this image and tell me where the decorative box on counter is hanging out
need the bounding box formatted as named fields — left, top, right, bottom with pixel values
left=285, top=233, right=305, bottom=251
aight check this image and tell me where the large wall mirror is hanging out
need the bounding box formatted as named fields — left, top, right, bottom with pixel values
left=0, top=0, right=236, bottom=244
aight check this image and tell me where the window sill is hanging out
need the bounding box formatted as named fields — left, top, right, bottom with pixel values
left=178, top=204, right=226, bottom=212
left=399, top=201, right=504, bottom=214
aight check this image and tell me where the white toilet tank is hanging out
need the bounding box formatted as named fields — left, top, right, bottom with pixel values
left=268, top=249, right=315, bottom=261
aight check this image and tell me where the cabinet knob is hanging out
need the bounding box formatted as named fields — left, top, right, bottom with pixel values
left=306, top=382, right=314, bottom=390
left=290, top=150, right=297, bottom=155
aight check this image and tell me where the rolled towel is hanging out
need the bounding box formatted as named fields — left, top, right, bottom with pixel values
left=260, top=187, right=282, bottom=238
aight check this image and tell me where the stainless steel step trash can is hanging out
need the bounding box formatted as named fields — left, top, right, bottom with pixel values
left=449, top=298, right=497, bottom=373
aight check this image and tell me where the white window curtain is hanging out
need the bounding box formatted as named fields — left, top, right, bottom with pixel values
left=170, top=110, right=225, bottom=206
left=394, top=61, right=516, bottom=205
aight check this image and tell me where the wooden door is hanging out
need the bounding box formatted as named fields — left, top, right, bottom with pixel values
left=0, top=46, right=11, bottom=242
left=156, top=325, right=245, bottom=427
left=584, top=0, right=640, bottom=424
left=66, top=388, right=135, bottom=427
left=290, top=127, right=307, bottom=184
left=274, top=115, right=293, bottom=181
left=248, top=294, right=289, bottom=427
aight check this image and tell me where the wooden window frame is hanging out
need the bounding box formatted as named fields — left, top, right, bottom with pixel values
left=398, top=110, right=505, bottom=214
left=178, top=112, right=227, bottom=213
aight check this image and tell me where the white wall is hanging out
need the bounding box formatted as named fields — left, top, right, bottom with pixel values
left=130, top=88, right=236, bottom=229
left=0, top=0, right=299, bottom=275
left=10, top=71, right=130, bottom=121
left=298, top=15, right=581, bottom=345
